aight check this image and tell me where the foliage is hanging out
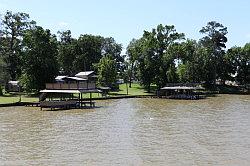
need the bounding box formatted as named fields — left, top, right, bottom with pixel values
left=57, top=30, right=77, bottom=75
left=126, top=24, right=185, bottom=92
left=21, top=26, right=58, bottom=92
left=57, top=32, right=123, bottom=75
left=0, top=11, right=36, bottom=80
left=96, top=55, right=117, bottom=89
left=1, top=10, right=250, bottom=94
left=199, top=21, right=228, bottom=84
left=0, top=53, right=9, bottom=84
left=227, top=44, right=250, bottom=85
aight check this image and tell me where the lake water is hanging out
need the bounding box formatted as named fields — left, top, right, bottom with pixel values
left=0, top=95, right=250, bottom=165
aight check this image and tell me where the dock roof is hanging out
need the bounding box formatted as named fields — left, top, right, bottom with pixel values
left=40, top=89, right=100, bottom=93
left=161, top=86, right=204, bottom=90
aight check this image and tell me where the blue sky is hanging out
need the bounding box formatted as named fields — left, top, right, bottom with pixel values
left=1, top=0, right=250, bottom=52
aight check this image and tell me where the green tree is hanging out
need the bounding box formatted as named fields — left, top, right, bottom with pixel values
left=57, top=30, right=77, bottom=75
left=57, top=31, right=123, bottom=75
left=240, top=44, right=250, bottom=84
left=199, top=21, right=228, bottom=84
left=227, top=44, right=250, bottom=85
left=21, top=26, right=58, bottom=91
left=0, top=11, right=35, bottom=80
left=96, top=55, right=117, bottom=89
left=127, top=24, right=184, bottom=92
left=126, top=38, right=143, bottom=87
left=0, top=28, right=10, bottom=83
left=0, top=54, right=8, bottom=84
left=73, top=34, right=103, bottom=72
left=176, top=40, right=209, bottom=83
left=102, top=37, right=123, bottom=72
left=152, top=24, right=185, bottom=89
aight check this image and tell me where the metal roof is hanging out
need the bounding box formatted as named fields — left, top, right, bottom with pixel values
left=55, top=76, right=68, bottom=81
left=75, top=71, right=94, bottom=77
left=40, top=89, right=100, bottom=93
left=161, top=86, right=204, bottom=90
left=65, top=77, right=87, bottom=81
left=8, top=81, right=19, bottom=85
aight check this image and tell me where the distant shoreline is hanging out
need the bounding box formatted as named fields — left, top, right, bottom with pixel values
left=0, top=92, right=249, bottom=108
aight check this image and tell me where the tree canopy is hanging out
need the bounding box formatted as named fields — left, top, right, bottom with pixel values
left=21, top=26, right=58, bottom=91
left=0, top=10, right=249, bottom=93
left=0, top=11, right=36, bottom=80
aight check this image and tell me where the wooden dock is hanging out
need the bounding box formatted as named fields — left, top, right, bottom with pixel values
left=40, top=100, right=76, bottom=110
left=25, top=102, right=40, bottom=107
left=160, top=94, right=205, bottom=100
left=39, top=100, right=95, bottom=110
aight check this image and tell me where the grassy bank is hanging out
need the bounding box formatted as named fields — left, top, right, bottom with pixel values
left=0, top=93, right=38, bottom=104
left=0, top=84, right=248, bottom=104
left=0, top=83, right=155, bottom=104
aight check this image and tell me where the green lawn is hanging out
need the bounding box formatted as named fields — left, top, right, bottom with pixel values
left=110, top=83, right=155, bottom=96
left=0, top=94, right=38, bottom=104
left=0, top=83, right=155, bottom=104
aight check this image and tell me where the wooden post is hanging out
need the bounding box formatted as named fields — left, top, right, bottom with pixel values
left=78, top=93, right=80, bottom=108
left=90, top=92, right=92, bottom=107
left=81, top=93, right=83, bottom=108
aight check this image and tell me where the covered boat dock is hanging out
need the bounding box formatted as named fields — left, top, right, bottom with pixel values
left=39, top=89, right=99, bottom=110
left=38, top=71, right=100, bottom=110
left=159, top=85, right=205, bottom=100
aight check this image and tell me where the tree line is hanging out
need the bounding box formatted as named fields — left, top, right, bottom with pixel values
left=0, top=11, right=123, bottom=92
left=127, top=23, right=250, bottom=92
left=0, top=11, right=249, bottom=93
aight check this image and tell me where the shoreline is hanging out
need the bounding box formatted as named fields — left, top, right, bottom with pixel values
left=0, top=92, right=249, bottom=108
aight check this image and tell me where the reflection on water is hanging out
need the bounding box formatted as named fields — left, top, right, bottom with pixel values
left=0, top=95, right=250, bottom=165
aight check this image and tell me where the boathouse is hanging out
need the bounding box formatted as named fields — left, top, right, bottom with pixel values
left=159, top=83, right=205, bottom=100
left=39, top=71, right=99, bottom=110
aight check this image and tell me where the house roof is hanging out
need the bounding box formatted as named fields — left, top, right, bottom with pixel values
left=75, top=71, right=94, bottom=77
left=55, top=76, right=68, bottom=80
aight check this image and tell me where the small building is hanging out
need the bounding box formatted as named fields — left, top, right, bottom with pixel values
left=39, top=71, right=99, bottom=110
left=6, top=81, right=21, bottom=92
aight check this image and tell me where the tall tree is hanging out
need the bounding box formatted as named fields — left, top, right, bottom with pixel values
left=96, top=55, right=117, bottom=89
left=73, top=34, right=103, bottom=72
left=0, top=11, right=35, bottom=80
left=0, top=23, right=9, bottom=83
left=177, top=41, right=210, bottom=83
left=102, top=37, right=123, bottom=71
left=126, top=38, right=144, bottom=87
left=127, top=24, right=184, bottom=92
left=152, top=24, right=185, bottom=89
left=199, top=21, right=228, bottom=84
left=21, top=26, right=58, bottom=91
left=57, top=30, right=77, bottom=75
